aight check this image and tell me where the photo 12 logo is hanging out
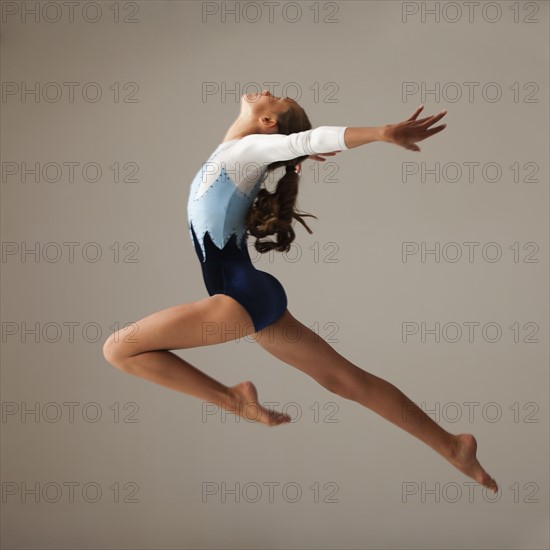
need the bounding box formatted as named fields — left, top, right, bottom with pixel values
left=201, top=2, right=340, bottom=24
left=1, top=1, right=141, bottom=24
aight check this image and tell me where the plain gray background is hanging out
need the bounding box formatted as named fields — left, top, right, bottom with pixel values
left=1, top=0, right=548, bottom=548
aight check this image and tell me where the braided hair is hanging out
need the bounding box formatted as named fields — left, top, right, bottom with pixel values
left=245, top=103, right=317, bottom=254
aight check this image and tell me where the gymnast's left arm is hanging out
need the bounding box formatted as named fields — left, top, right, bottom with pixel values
left=343, top=105, right=447, bottom=152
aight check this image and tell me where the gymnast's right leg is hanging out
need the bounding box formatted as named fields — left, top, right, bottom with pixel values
left=102, top=294, right=291, bottom=426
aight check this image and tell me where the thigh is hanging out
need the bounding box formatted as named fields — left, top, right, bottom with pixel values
left=254, top=308, right=362, bottom=392
left=104, top=294, right=258, bottom=360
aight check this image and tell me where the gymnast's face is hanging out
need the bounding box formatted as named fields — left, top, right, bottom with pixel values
left=240, top=90, right=298, bottom=133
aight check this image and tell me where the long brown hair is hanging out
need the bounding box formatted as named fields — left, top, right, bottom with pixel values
left=245, top=103, right=316, bottom=254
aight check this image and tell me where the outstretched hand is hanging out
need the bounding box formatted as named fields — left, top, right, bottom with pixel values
left=290, top=150, right=340, bottom=174
left=307, top=151, right=341, bottom=163
left=383, top=105, right=447, bottom=152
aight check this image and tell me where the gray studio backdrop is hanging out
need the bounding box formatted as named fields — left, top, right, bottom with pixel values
left=1, top=1, right=548, bottom=549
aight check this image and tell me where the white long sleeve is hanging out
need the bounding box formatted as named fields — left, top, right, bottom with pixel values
left=228, top=126, right=348, bottom=165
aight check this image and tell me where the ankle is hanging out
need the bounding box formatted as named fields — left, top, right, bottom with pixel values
left=445, top=434, right=459, bottom=460
left=210, top=385, right=234, bottom=412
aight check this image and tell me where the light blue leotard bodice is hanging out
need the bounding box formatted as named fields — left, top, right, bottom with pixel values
left=187, top=126, right=348, bottom=262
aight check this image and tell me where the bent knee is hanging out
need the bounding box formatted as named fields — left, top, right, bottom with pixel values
left=102, top=334, right=131, bottom=370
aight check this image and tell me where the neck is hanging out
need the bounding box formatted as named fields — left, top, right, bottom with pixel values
left=222, top=117, right=259, bottom=142
left=223, top=113, right=279, bottom=142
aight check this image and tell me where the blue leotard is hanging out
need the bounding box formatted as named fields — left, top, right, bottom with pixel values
left=187, top=126, right=349, bottom=332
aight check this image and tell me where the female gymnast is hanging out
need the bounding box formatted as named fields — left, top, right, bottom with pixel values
left=103, top=90, right=498, bottom=493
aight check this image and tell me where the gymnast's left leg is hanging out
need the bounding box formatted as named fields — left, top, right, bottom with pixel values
left=252, top=308, right=498, bottom=492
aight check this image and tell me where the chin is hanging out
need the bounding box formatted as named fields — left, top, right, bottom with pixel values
left=243, top=92, right=263, bottom=102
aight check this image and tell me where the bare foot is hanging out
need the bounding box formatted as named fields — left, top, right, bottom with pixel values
left=447, top=434, right=498, bottom=493
left=225, top=381, right=292, bottom=427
